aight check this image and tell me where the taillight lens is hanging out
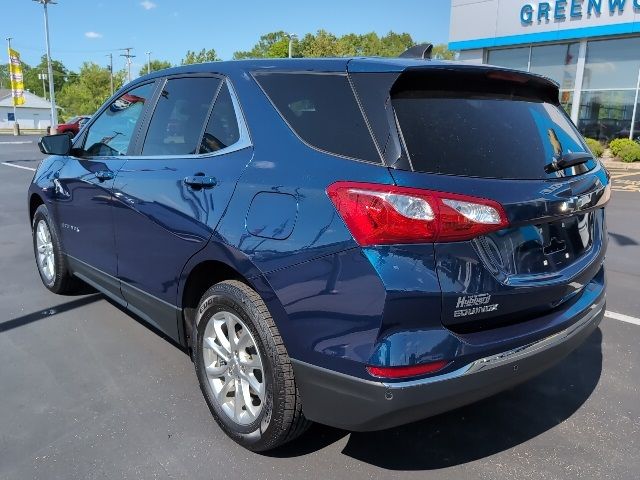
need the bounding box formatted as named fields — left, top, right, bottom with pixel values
left=366, top=360, right=449, bottom=379
left=326, top=181, right=508, bottom=245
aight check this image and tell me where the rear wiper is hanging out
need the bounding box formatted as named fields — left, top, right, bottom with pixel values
left=545, top=152, right=593, bottom=173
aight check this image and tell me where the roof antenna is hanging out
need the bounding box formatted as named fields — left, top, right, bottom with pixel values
left=398, top=43, right=434, bottom=60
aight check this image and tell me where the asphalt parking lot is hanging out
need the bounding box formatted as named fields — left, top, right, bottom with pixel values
left=1, top=134, right=639, bottom=480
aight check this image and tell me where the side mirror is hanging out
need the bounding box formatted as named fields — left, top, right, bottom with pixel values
left=38, top=134, right=72, bottom=156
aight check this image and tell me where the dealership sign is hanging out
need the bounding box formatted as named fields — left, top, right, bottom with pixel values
left=521, top=0, right=640, bottom=24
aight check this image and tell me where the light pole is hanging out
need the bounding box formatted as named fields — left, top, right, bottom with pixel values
left=33, top=0, right=58, bottom=133
left=286, top=33, right=297, bottom=58
left=146, top=51, right=151, bottom=74
left=6, top=37, right=19, bottom=135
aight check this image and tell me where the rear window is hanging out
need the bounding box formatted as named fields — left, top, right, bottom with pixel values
left=393, top=88, right=595, bottom=180
left=254, top=73, right=381, bottom=163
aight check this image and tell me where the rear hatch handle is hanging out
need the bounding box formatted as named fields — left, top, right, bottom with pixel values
left=545, top=152, right=593, bottom=174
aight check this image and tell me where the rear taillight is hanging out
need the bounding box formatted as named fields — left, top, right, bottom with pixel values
left=326, top=181, right=508, bottom=246
left=366, top=360, right=449, bottom=379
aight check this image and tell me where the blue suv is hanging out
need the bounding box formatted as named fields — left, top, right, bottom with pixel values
left=29, top=58, right=609, bottom=451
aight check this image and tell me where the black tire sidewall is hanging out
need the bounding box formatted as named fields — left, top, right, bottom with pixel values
left=32, top=204, right=72, bottom=294
left=32, top=206, right=58, bottom=289
left=194, top=284, right=278, bottom=448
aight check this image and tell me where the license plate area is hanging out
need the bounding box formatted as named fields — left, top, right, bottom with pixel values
left=475, top=210, right=597, bottom=277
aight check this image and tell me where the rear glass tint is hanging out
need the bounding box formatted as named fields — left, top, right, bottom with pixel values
left=393, top=91, right=594, bottom=179
left=254, top=73, right=380, bottom=163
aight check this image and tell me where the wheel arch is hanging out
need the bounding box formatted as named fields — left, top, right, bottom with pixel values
left=178, top=242, right=287, bottom=354
left=29, top=193, right=45, bottom=224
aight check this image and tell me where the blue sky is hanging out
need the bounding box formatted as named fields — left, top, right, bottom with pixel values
left=4, top=0, right=451, bottom=77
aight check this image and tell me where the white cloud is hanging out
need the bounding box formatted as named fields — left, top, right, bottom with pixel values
left=85, top=31, right=103, bottom=39
left=140, top=1, right=157, bottom=10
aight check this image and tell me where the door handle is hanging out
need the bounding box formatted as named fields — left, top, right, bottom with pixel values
left=183, top=175, right=217, bottom=189
left=95, top=170, right=115, bottom=182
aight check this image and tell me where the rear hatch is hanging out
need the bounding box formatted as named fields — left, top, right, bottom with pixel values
left=352, top=65, right=610, bottom=332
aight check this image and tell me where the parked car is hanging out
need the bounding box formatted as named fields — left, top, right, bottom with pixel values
left=29, top=58, right=610, bottom=452
left=57, top=115, right=91, bottom=137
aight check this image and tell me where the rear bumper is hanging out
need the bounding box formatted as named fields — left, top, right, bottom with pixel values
left=292, top=293, right=605, bottom=431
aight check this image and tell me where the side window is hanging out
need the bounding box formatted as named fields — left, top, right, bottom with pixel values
left=199, top=82, right=241, bottom=154
left=142, top=77, right=221, bottom=156
left=254, top=73, right=380, bottom=163
left=83, top=83, right=154, bottom=157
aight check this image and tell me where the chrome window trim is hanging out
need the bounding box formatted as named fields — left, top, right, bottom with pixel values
left=125, top=77, right=252, bottom=161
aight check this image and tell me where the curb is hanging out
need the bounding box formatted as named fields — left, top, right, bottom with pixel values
left=602, top=159, right=640, bottom=171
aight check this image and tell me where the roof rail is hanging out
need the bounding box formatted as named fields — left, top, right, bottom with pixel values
left=398, top=43, right=433, bottom=60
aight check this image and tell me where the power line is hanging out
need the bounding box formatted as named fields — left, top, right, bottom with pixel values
left=119, top=47, right=135, bottom=84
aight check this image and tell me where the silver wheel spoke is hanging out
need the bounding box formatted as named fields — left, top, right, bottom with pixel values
left=240, top=371, right=264, bottom=400
left=213, top=318, right=231, bottom=352
left=205, top=362, right=227, bottom=377
left=236, top=329, right=252, bottom=351
left=233, top=378, right=244, bottom=421
left=240, top=378, right=257, bottom=419
left=226, top=314, right=238, bottom=351
left=203, top=336, right=229, bottom=362
left=216, top=377, right=233, bottom=403
left=239, top=355, right=261, bottom=369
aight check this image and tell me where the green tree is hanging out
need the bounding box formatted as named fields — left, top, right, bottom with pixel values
left=22, top=55, right=69, bottom=98
left=181, top=48, right=220, bottom=65
left=379, top=32, right=415, bottom=56
left=298, top=30, right=340, bottom=58
left=431, top=44, right=456, bottom=60
left=0, top=64, right=10, bottom=89
left=139, top=59, right=172, bottom=77
left=57, top=62, right=125, bottom=117
left=233, top=31, right=292, bottom=59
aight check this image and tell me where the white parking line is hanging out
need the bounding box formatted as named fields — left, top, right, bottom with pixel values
left=1, top=162, right=36, bottom=171
left=0, top=141, right=33, bottom=145
left=605, top=310, right=640, bottom=326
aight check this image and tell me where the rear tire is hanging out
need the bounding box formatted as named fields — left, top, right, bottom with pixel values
left=32, top=204, right=80, bottom=294
left=194, top=280, right=311, bottom=451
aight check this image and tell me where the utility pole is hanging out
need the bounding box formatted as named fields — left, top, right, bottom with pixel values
left=119, top=47, right=135, bottom=84
left=146, top=51, right=151, bottom=74
left=6, top=37, right=19, bottom=135
left=34, top=0, right=58, bottom=133
left=38, top=72, right=47, bottom=100
left=106, top=53, right=114, bottom=95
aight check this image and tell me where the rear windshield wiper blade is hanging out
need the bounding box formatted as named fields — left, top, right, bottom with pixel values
left=545, top=152, right=593, bottom=173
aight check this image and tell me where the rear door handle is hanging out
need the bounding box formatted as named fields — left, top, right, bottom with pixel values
left=183, top=175, right=217, bottom=189
left=95, top=170, right=115, bottom=182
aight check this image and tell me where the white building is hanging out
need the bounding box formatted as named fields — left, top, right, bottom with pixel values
left=449, top=0, right=640, bottom=141
left=0, top=88, right=55, bottom=130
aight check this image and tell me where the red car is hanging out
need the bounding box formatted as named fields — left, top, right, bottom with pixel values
left=57, top=115, right=91, bottom=136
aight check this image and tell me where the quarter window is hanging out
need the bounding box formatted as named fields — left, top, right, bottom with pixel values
left=83, top=83, right=154, bottom=157
left=142, top=77, right=221, bottom=156
left=199, top=82, right=241, bottom=154
left=254, top=73, right=380, bottom=163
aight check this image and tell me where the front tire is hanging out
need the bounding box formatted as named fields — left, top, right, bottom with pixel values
left=32, top=204, right=80, bottom=294
left=194, top=280, right=310, bottom=451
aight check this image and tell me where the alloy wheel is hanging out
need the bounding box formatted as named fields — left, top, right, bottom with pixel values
left=35, top=220, right=55, bottom=283
left=202, top=310, right=265, bottom=425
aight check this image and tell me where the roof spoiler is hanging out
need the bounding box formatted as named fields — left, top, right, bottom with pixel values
left=398, top=43, right=433, bottom=60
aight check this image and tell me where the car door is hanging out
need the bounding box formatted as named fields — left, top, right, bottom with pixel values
left=112, top=75, right=252, bottom=341
left=52, top=82, right=156, bottom=302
